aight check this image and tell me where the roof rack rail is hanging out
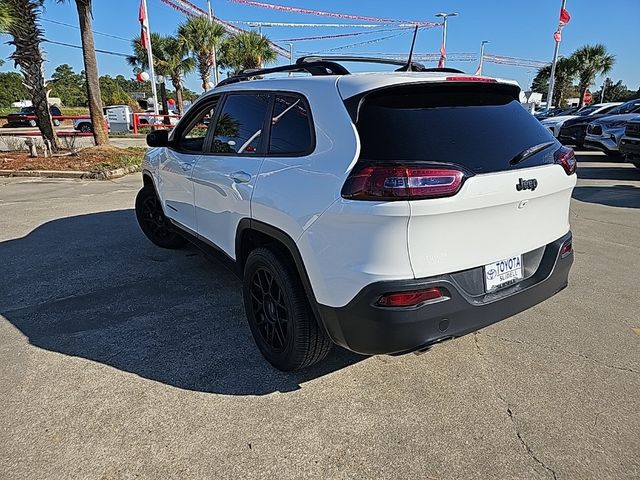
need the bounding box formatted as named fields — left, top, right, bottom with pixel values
left=297, top=55, right=428, bottom=72
left=215, top=56, right=466, bottom=88
left=216, top=61, right=350, bottom=87
left=298, top=56, right=465, bottom=74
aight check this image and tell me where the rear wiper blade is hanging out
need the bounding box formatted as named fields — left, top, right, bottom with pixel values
left=509, top=141, right=555, bottom=166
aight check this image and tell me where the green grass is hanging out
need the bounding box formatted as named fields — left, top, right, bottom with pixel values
left=0, top=106, right=89, bottom=116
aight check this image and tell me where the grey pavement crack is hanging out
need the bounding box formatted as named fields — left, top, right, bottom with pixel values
left=482, top=333, right=639, bottom=376
left=473, top=333, right=559, bottom=480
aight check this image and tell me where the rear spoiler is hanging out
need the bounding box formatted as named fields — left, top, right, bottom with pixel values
left=342, top=80, right=521, bottom=124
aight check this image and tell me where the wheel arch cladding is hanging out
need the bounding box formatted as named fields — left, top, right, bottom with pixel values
left=235, top=219, right=336, bottom=341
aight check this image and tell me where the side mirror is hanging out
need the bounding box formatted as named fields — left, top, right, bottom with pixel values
left=146, top=129, right=170, bottom=148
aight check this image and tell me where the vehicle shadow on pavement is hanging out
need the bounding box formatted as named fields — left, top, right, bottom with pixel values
left=0, top=209, right=365, bottom=395
left=577, top=166, right=640, bottom=181
left=572, top=185, right=640, bottom=209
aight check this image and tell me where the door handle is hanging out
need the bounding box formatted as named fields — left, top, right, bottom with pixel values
left=230, top=171, right=252, bottom=183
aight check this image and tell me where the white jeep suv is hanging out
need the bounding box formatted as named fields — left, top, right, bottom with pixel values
left=136, top=58, right=576, bottom=371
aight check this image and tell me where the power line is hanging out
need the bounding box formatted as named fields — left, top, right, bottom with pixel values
left=43, top=39, right=131, bottom=58
left=42, top=18, right=131, bottom=42
left=310, top=30, right=413, bottom=55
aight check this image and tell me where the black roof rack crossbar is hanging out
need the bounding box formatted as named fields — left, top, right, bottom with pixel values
left=297, top=55, right=428, bottom=72
left=216, top=61, right=350, bottom=87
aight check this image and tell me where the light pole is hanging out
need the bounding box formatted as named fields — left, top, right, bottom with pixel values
left=478, top=40, right=489, bottom=75
left=547, top=0, right=568, bottom=109
left=207, top=0, right=219, bottom=87
left=435, top=12, right=458, bottom=68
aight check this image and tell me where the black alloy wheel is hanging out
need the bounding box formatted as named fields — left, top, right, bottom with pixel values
left=249, top=267, right=290, bottom=352
left=243, top=248, right=332, bottom=371
left=135, top=185, right=186, bottom=249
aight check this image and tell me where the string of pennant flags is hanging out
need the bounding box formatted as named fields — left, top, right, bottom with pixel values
left=153, top=0, right=557, bottom=70
left=226, top=0, right=441, bottom=27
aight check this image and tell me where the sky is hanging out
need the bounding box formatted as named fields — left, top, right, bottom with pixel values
left=1, top=0, right=639, bottom=96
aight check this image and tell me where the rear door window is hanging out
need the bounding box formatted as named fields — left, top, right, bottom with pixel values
left=211, top=93, right=271, bottom=155
left=355, top=84, right=557, bottom=174
left=268, top=95, right=313, bottom=155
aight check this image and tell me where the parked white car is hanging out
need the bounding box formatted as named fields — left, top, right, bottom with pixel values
left=135, top=58, right=576, bottom=370
left=540, top=102, right=622, bottom=137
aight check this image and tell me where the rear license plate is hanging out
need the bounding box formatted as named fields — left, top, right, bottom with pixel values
left=484, top=255, right=523, bottom=292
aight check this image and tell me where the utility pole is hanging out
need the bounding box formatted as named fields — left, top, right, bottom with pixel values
left=435, top=12, right=458, bottom=68
left=207, top=0, right=219, bottom=86
left=477, top=40, right=489, bottom=75
left=547, top=0, right=568, bottom=109
left=288, top=42, right=293, bottom=76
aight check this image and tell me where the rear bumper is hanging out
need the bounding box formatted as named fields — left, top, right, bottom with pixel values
left=317, top=232, right=573, bottom=355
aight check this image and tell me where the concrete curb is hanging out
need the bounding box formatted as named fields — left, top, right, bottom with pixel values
left=0, top=165, right=140, bottom=180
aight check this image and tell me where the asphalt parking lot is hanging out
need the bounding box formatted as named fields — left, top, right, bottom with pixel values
left=1, top=152, right=639, bottom=479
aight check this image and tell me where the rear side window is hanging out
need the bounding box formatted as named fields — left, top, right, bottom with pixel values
left=355, top=84, right=557, bottom=173
left=211, top=93, right=270, bottom=155
left=268, top=95, right=313, bottom=155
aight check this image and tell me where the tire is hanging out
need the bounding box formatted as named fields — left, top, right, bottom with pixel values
left=135, top=185, right=186, bottom=249
left=78, top=123, right=93, bottom=133
left=28, top=119, right=37, bottom=127
left=243, top=247, right=332, bottom=371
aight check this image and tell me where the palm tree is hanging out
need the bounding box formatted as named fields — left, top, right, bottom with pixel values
left=128, top=34, right=194, bottom=114
left=158, top=36, right=195, bottom=113
left=178, top=16, right=225, bottom=91
left=570, top=44, right=615, bottom=107
left=532, top=57, right=578, bottom=107
left=128, top=32, right=169, bottom=116
left=57, top=0, right=108, bottom=145
left=219, top=31, right=277, bottom=75
left=0, top=0, right=59, bottom=150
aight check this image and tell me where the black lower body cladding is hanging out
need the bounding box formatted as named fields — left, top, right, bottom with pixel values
left=316, top=232, right=573, bottom=355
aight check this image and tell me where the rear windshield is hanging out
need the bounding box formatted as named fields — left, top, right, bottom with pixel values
left=355, top=84, right=557, bottom=173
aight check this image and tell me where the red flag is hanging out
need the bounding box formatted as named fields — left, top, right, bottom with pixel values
left=559, top=8, right=571, bottom=26
left=139, top=0, right=149, bottom=50
left=438, top=44, right=446, bottom=68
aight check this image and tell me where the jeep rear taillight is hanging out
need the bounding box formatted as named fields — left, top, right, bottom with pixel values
left=554, top=146, right=577, bottom=175
left=341, top=165, right=465, bottom=200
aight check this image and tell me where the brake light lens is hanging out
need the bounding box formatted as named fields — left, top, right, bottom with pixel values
left=554, top=146, right=577, bottom=175
left=560, top=239, right=573, bottom=258
left=377, top=288, right=444, bottom=308
left=342, top=165, right=465, bottom=200
left=446, top=76, right=497, bottom=83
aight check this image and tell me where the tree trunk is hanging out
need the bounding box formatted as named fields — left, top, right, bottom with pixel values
left=6, top=0, right=60, bottom=151
left=159, top=82, right=170, bottom=124
left=577, top=80, right=590, bottom=108
left=76, top=0, right=108, bottom=146
left=172, top=76, right=184, bottom=113
left=28, top=65, right=59, bottom=151
left=199, top=54, right=210, bottom=91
